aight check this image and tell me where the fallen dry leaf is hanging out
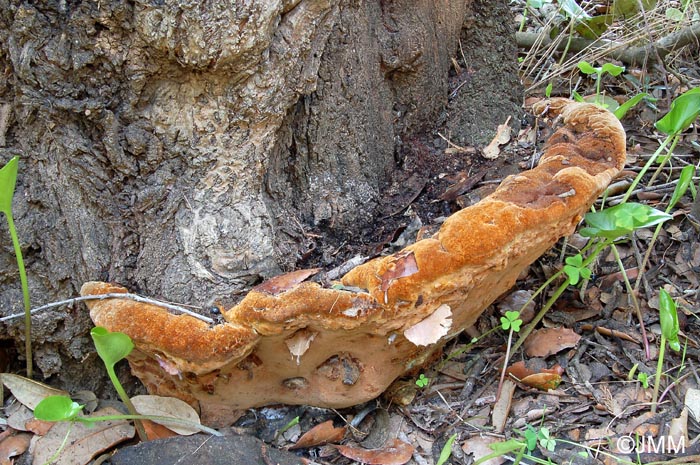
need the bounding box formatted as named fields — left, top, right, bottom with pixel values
left=380, top=251, right=419, bottom=303
left=142, top=419, right=180, bottom=441
left=461, top=436, right=506, bottom=465
left=31, top=407, right=135, bottom=465
left=285, top=329, right=318, bottom=365
left=404, top=304, right=452, bottom=346
left=290, top=420, right=347, bottom=449
left=519, top=372, right=562, bottom=391
left=506, top=361, right=563, bottom=379
left=334, top=438, right=414, bottom=465
left=506, top=361, right=563, bottom=390
left=0, top=433, right=31, bottom=465
left=253, top=268, right=321, bottom=295
left=524, top=327, right=581, bottom=357
left=439, top=169, right=487, bottom=202
left=24, top=418, right=54, bottom=436
left=482, top=116, right=512, bottom=159
left=492, top=379, right=516, bottom=433
left=668, top=407, right=688, bottom=448
left=684, top=387, right=700, bottom=422
left=131, top=395, right=201, bottom=435
left=0, top=373, right=68, bottom=410
left=6, top=403, right=35, bottom=432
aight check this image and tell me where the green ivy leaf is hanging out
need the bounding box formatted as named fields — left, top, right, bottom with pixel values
left=580, top=203, right=672, bottom=239
left=0, top=156, right=19, bottom=215
left=668, top=165, right=695, bottom=211
left=655, top=87, right=700, bottom=135
left=34, top=395, right=84, bottom=422
left=614, top=93, right=652, bottom=120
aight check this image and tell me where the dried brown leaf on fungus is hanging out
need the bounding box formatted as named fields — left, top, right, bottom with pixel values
left=253, top=268, right=321, bottom=295
left=379, top=251, right=419, bottom=303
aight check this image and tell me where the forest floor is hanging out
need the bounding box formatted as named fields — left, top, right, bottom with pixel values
left=2, top=1, right=700, bottom=465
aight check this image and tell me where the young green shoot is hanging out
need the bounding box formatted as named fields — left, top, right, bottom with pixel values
left=634, top=164, right=695, bottom=299
left=651, top=289, right=681, bottom=414
left=496, top=310, right=522, bottom=401
left=581, top=202, right=672, bottom=359
left=34, top=394, right=221, bottom=435
left=0, top=156, right=32, bottom=378
left=623, top=87, right=700, bottom=204
left=90, top=326, right=148, bottom=441
left=436, top=433, right=458, bottom=465
left=577, top=61, right=624, bottom=107
left=637, top=372, right=649, bottom=389
left=415, top=373, right=430, bottom=388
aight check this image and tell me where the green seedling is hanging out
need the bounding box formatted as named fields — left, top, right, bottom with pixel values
left=577, top=61, right=624, bottom=106
left=522, top=424, right=556, bottom=452
left=580, top=202, right=672, bottom=240
left=475, top=425, right=562, bottom=465
left=90, top=326, right=147, bottom=441
left=637, top=372, right=649, bottom=389
left=581, top=202, right=672, bottom=359
left=508, top=203, right=671, bottom=362
left=651, top=289, right=681, bottom=414
left=624, top=87, right=700, bottom=204
left=574, top=61, right=649, bottom=119
left=563, top=253, right=591, bottom=285
left=655, top=87, right=700, bottom=136
left=496, top=311, right=522, bottom=400
left=436, top=433, right=458, bottom=465
left=34, top=394, right=221, bottom=434
left=613, top=92, right=651, bottom=120
left=34, top=393, right=220, bottom=462
left=0, top=156, right=32, bottom=378
left=274, top=415, right=300, bottom=441
left=34, top=328, right=222, bottom=460
left=634, top=164, right=696, bottom=298
left=415, top=373, right=430, bottom=388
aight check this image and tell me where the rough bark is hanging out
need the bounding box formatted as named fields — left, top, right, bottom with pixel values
left=0, top=0, right=522, bottom=392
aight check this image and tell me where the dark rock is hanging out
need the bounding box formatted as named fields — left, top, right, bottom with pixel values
left=109, top=431, right=304, bottom=465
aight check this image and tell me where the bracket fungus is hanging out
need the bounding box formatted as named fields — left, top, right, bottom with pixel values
left=81, top=99, right=626, bottom=426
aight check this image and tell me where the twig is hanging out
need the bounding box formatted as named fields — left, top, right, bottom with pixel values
left=516, top=22, right=700, bottom=65
left=0, top=293, right=214, bottom=324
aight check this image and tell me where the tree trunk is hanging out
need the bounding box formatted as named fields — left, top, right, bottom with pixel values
left=0, top=0, right=522, bottom=392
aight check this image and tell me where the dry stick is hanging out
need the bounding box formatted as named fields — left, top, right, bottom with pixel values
left=611, top=243, right=651, bottom=360
left=0, top=293, right=214, bottom=324
left=516, top=22, right=700, bottom=66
